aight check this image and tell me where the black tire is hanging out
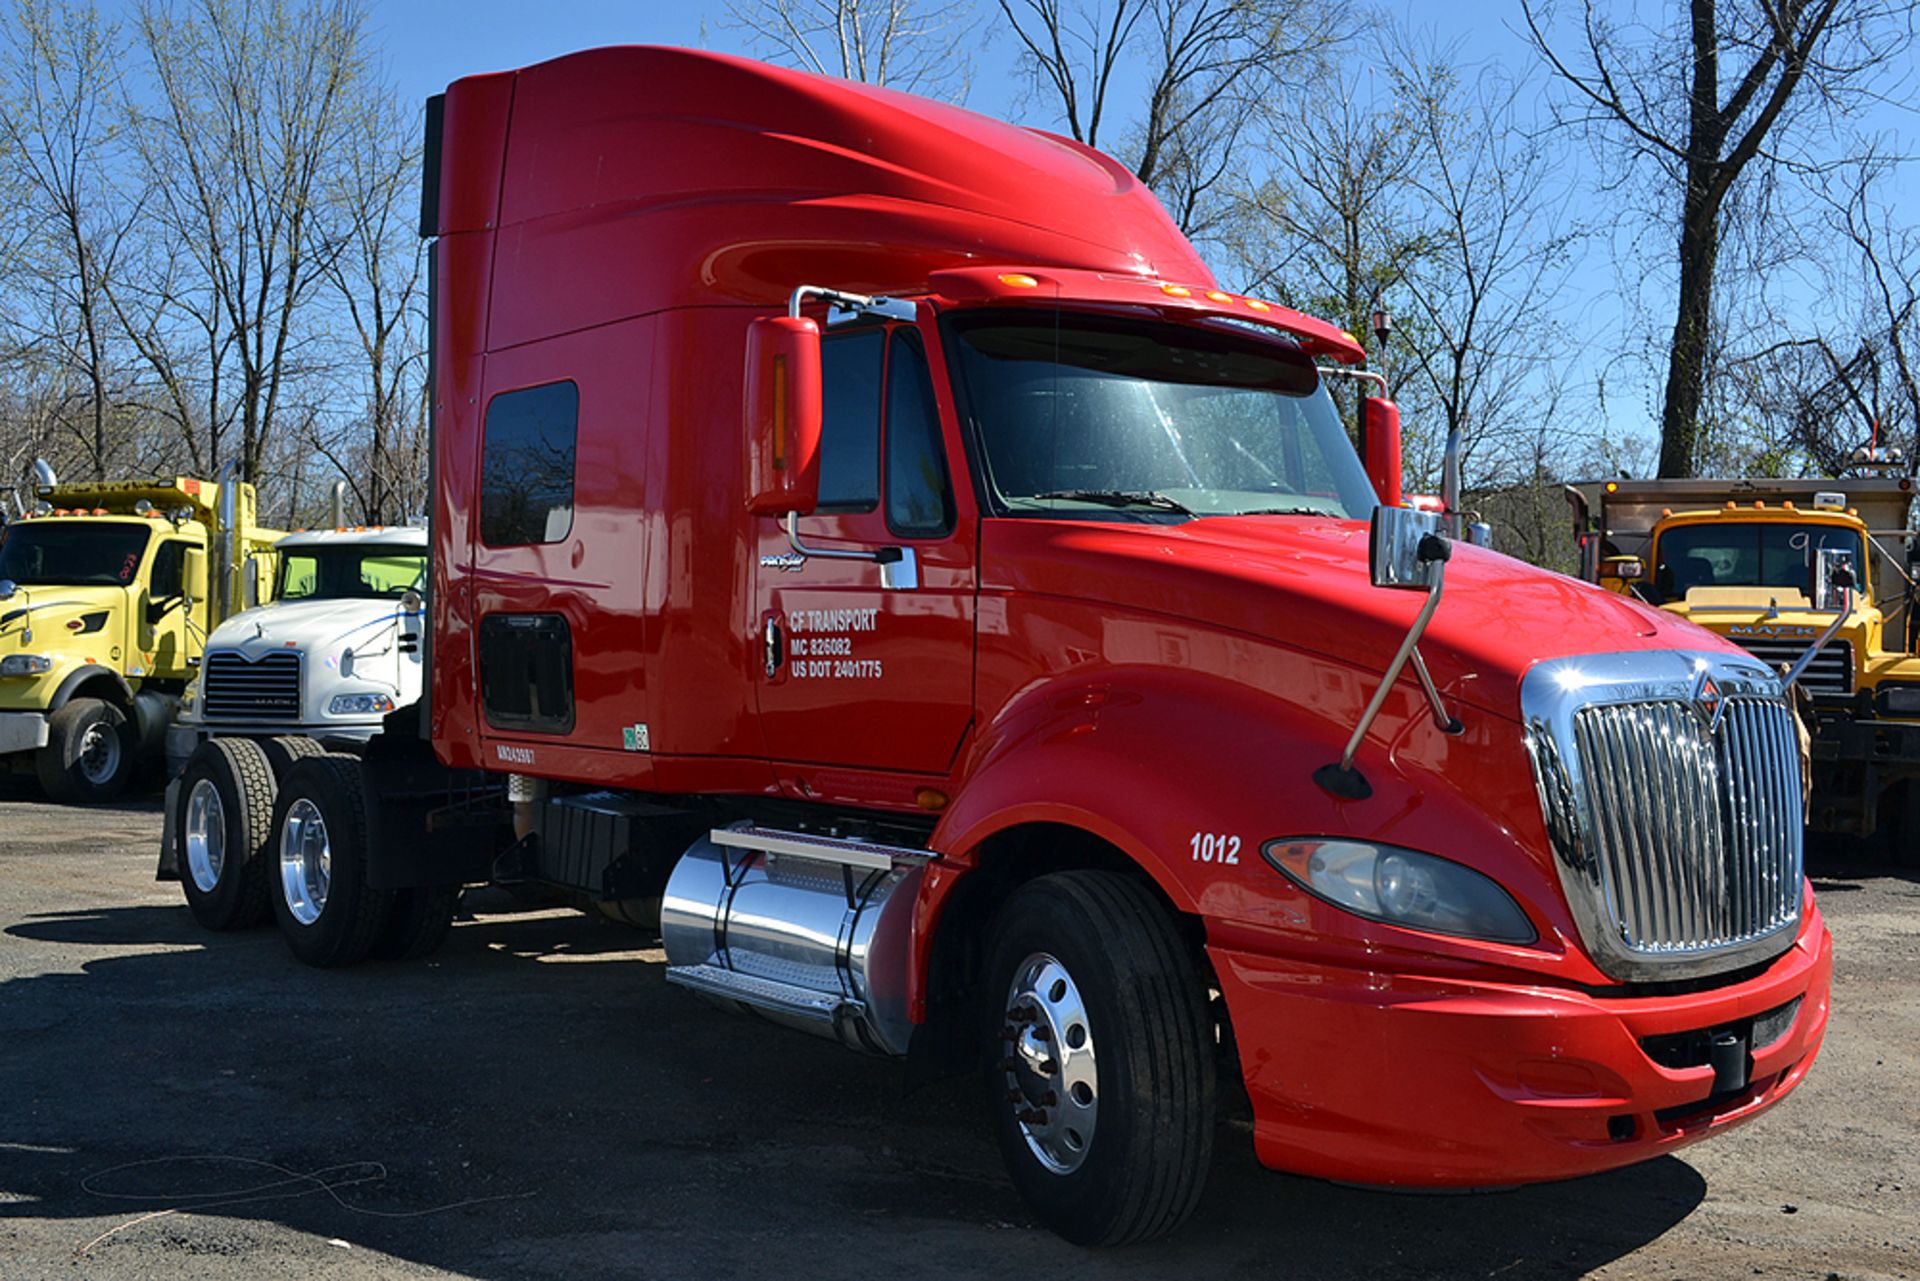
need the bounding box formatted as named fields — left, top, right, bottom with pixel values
left=269, top=753, right=393, bottom=968
left=258, top=734, right=327, bottom=784
left=981, top=871, right=1215, bottom=1246
left=36, top=698, right=138, bottom=804
left=176, top=738, right=279, bottom=931
left=372, top=885, right=460, bottom=961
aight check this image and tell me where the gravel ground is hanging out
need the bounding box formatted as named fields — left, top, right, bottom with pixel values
left=0, top=776, right=1914, bottom=1280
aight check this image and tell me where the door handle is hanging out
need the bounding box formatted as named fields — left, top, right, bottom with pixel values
left=763, top=615, right=784, bottom=676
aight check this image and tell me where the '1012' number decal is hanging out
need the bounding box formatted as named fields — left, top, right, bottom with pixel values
left=1190, top=832, right=1241, bottom=865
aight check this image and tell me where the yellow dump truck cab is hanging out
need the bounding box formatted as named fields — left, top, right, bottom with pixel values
left=0, top=472, right=281, bottom=802
left=1569, top=477, right=1920, bottom=842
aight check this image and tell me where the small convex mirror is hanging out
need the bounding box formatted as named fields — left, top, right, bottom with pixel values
left=0, top=579, right=16, bottom=602
left=1812, top=547, right=1856, bottom=612
left=1369, top=505, right=1448, bottom=591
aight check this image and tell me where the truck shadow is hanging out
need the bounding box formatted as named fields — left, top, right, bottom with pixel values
left=1, top=902, right=1705, bottom=1280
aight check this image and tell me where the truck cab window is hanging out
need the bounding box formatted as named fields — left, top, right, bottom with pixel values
left=481, top=381, right=579, bottom=546
left=885, top=330, right=953, bottom=537
left=148, top=540, right=189, bottom=597
left=818, top=330, right=883, bottom=511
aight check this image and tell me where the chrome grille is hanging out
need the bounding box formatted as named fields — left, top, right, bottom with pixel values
left=1524, top=651, right=1804, bottom=981
left=201, top=650, right=301, bottom=721
left=1730, top=637, right=1853, bottom=699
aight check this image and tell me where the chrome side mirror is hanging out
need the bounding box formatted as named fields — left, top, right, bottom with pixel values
left=1369, top=505, right=1448, bottom=590
left=1812, top=548, right=1856, bottom=613
left=401, top=588, right=424, bottom=616
left=1324, top=508, right=1461, bottom=798
left=1783, top=549, right=1855, bottom=695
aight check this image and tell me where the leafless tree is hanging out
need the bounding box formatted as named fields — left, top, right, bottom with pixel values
left=724, top=0, right=974, bottom=99
left=1729, top=153, right=1920, bottom=473
left=0, top=0, right=136, bottom=479
left=1522, top=0, right=1919, bottom=479
left=126, top=0, right=369, bottom=484
left=311, top=79, right=427, bottom=523
left=1388, top=44, right=1583, bottom=495
left=996, top=0, right=1351, bottom=238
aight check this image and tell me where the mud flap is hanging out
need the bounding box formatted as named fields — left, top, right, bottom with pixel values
left=155, top=776, right=182, bottom=881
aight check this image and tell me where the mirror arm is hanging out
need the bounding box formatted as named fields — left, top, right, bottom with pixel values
left=788, top=285, right=916, bottom=324
left=785, top=511, right=898, bottom=565
left=1407, top=647, right=1463, bottom=735
left=1337, top=553, right=1448, bottom=774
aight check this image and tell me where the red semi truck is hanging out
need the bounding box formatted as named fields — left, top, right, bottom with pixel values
left=175, top=47, right=1831, bottom=1244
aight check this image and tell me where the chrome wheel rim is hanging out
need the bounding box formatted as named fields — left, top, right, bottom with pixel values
left=280, top=798, right=331, bottom=926
left=184, top=778, right=227, bottom=893
left=1000, top=952, right=1099, bottom=1175
left=77, top=721, right=121, bottom=786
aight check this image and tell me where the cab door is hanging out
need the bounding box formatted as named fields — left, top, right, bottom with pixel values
left=753, top=321, right=975, bottom=776
left=141, top=535, right=205, bottom=679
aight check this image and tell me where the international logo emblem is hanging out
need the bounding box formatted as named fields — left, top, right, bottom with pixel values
left=1689, top=667, right=1727, bottom=736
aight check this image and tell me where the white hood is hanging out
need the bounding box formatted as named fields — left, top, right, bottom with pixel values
left=185, top=593, right=424, bottom=732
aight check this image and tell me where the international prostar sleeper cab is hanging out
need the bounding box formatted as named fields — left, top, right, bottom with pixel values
left=172, top=47, right=1830, bottom=1245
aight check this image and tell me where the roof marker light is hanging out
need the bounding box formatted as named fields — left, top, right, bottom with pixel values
left=998, top=273, right=1039, bottom=289
left=1205, top=290, right=1233, bottom=303
left=1245, top=299, right=1272, bottom=312
left=1160, top=283, right=1192, bottom=297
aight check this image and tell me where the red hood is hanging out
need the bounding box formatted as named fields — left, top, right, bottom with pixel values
left=980, top=515, right=1729, bottom=720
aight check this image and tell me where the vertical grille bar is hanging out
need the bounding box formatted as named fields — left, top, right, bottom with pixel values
left=1567, top=695, right=1799, bottom=959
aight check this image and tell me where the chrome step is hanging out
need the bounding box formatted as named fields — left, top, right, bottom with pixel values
left=665, top=962, right=863, bottom=1024
left=710, top=824, right=930, bottom=872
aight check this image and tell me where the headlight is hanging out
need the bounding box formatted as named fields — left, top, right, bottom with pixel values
left=328, top=692, right=395, bottom=716
left=0, top=654, right=52, bottom=677
left=1262, top=838, right=1536, bottom=944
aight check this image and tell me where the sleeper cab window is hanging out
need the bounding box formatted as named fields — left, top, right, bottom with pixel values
left=481, top=380, right=579, bottom=546
left=818, top=329, right=883, bottom=512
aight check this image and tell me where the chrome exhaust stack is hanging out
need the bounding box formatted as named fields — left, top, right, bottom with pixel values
left=660, top=824, right=927, bottom=1057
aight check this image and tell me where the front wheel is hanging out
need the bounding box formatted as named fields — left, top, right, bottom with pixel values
left=269, top=754, right=392, bottom=967
left=36, top=698, right=137, bottom=804
left=982, top=871, right=1215, bottom=1246
left=177, top=737, right=278, bottom=930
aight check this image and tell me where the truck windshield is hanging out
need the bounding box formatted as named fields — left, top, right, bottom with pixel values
left=0, top=521, right=151, bottom=586
left=277, top=545, right=426, bottom=601
left=948, top=310, right=1378, bottom=520
left=1650, top=522, right=1866, bottom=604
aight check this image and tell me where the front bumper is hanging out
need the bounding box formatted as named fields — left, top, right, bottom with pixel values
left=1211, top=904, right=1832, bottom=1187
left=0, top=710, right=50, bottom=755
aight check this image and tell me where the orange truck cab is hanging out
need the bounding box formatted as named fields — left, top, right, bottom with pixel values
left=1570, top=476, right=1920, bottom=845
left=168, top=49, right=1830, bottom=1245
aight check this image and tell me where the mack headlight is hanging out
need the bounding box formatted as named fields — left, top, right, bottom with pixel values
left=0, top=654, right=52, bottom=677
left=1262, top=839, right=1536, bottom=944
left=328, top=692, right=396, bottom=716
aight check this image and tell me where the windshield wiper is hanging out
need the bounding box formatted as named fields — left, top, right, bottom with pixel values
left=1032, top=489, right=1198, bottom=516
left=1236, top=506, right=1329, bottom=517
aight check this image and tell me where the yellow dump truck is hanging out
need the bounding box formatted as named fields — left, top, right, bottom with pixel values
left=1568, top=476, right=1919, bottom=848
left=0, top=462, right=282, bottom=802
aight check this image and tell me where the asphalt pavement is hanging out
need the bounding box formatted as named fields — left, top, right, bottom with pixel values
left=1, top=777, right=1915, bottom=1280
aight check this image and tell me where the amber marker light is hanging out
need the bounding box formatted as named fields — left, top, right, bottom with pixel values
left=998, top=273, right=1039, bottom=288
left=1245, top=299, right=1272, bottom=312
left=1205, top=290, right=1233, bottom=303
left=915, top=787, right=949, bottom=811
left=1160, top=283, right=1192, bottom=297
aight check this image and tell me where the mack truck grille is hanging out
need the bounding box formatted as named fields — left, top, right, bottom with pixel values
left=200, top=651, right=301, bottom=721
left=1524, top=652, right=1804, bottom=982
left=1730, top=637, right=1853, bottom=700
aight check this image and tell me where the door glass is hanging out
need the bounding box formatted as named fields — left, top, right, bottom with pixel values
left=818, top=329, right=883, bottom=512
left=885, top=330, right=953, bottom=537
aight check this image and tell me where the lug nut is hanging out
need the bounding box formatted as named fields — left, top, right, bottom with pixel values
left=1030, top=1024, right=1051, bottom=1042
left=1039, top=1058, right=1058, bottom=1075
left=1018, top=1108, right=1048, bottom=1125
left=999, top=1056, right=1021, bottom=1072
